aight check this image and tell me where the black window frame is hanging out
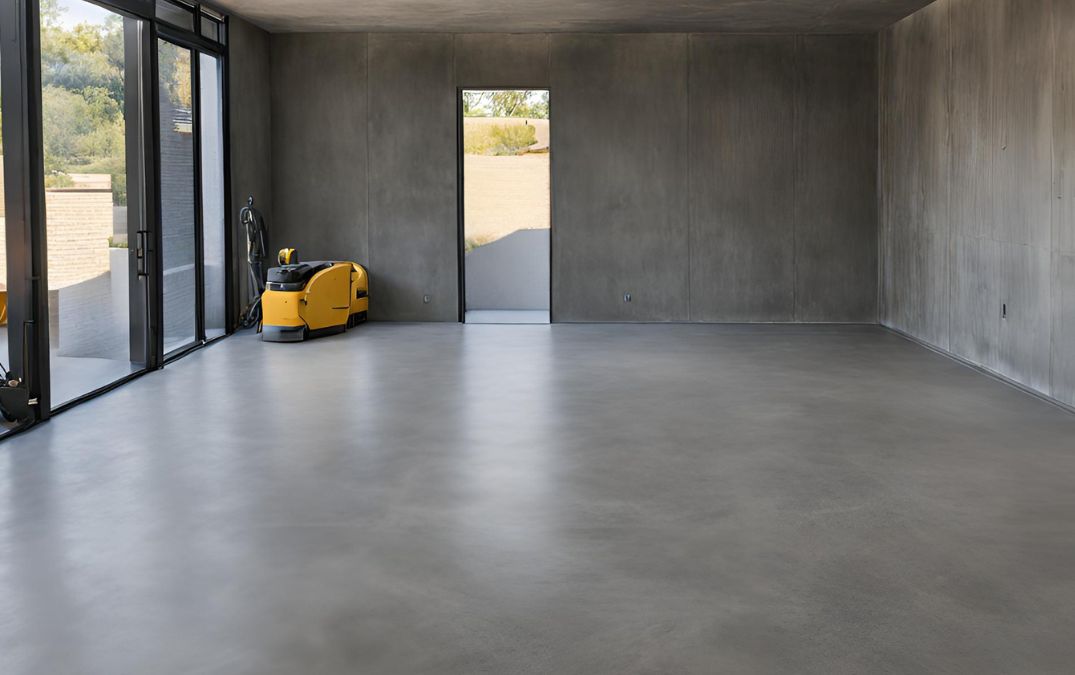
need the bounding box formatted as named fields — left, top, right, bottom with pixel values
left=0, top=0, right=235, bottom=435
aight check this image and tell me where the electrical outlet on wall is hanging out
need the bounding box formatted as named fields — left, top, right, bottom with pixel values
left=624, top=292, right=632, bottom=303
left=423, top=295, right=431, bottom=304
left=1002, top=303, right=1008, bottom=319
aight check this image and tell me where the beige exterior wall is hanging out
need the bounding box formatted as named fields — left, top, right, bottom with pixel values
left=44, top=186, right=114, bottom=289
left=0, top=158, right=5, bottom=289
left=462, top=118, right=551, bottom=246
left=463, top=153, right=549, bottom=243
left=0, top=171, right=113, bottom=290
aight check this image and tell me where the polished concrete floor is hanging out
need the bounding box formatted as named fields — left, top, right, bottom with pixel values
left=2, top=324, right=1074, bottom=674
left=465, top=309, right=550, bottom=324
left=0, top=332, right=138, bottom=413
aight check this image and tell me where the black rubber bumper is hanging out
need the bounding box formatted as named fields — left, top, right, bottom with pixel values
left=261, top=325, right=305, bottom=342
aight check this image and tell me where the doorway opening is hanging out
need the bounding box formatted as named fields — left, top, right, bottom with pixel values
left=459, top=89, right=550, bottom=324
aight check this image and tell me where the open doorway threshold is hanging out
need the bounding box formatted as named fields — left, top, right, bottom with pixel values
left=464, top=310, right=549, bottom=324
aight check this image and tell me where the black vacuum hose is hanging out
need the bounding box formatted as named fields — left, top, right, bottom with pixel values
left=239, top=197, right=267, bottom=329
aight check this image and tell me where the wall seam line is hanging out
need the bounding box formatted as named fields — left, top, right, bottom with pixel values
left=945, top=0, right=953, bottom=354
left=451, top=32, right=455, bottom=322
left=548, top=32, right=553, bottom=322
left=365, top=34, right=371, bottom=295
left=793, top=34, right=802, bottom=322
left=686, top=33, right=693, bottom=322
left=876, top=30, right=884, bottom=326
left=1048, top=3, right=1057, bottom=399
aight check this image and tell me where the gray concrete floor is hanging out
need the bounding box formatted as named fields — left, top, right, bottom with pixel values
left=465, top=309, right=550, bottom=324
left=2, top=324, right=1074, bottom=674
left=0, top=331, right=139, bottom=414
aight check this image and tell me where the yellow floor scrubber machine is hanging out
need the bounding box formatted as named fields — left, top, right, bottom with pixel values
left=261, top=248, right=369, bottom=342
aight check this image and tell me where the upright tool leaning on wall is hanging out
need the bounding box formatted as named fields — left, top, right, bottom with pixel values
left=239, top=197, right=268, bottom=329
left=260, top=247, right=370, bottom=342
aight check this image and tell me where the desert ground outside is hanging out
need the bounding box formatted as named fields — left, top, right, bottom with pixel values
left=463, top=117, right=550, bottom=247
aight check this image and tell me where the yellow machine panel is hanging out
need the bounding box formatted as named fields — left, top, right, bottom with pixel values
left=261, top=258, right=369, bottom=342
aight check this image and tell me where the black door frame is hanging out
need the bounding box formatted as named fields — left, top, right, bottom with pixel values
left=456, top=87, right=553, bottom=323
left=1, top=0, right=51, bottom=422
left=155, top=31, right=228, bottom=363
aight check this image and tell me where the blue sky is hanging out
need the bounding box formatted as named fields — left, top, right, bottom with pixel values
left=53, top=0, right=116, bottom=28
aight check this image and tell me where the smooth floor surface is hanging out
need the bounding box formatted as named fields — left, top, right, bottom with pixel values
left=0, top=333, right=139, bottom=412
left=465, top=309, right=550, bottom=324
left=2, top=324, right=1075, bottom=674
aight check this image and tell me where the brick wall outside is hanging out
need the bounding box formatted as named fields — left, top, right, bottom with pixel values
left=44, top=187, right=114, bottom=288
left=0, top=172, right=113, bottom=291
left=1, top=157, right=5, bottom=290
left=0, top=169, right=119, bottom=358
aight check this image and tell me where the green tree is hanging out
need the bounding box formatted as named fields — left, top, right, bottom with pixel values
left=37, top=0, right=129, bottom=203
left=462, top=91, right=487, bottom=116
left=158, top=42, right=192, bottom=109
left=487, top=91, right=527, bottom=117
left=463, top=90, right=549, bottom=119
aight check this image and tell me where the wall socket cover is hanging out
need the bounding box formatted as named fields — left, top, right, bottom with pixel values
left=423, top=295, right=431, bottom=304
left=624, top=293, right=632, bottom=303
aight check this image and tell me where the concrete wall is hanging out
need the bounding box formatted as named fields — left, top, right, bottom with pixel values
left=689, top=35, right=877, bottom=322
left=270, top=34, right=368, bottom=267
left=367, top=34, right=456, bottom=321
left=551, top=34, right=690, bottom=321
left=228, top=17, right=274, bottom=319
left=267, top=32, right=878, bottom=322
left=880, top=0, right=1075, bottom=407
left=465, top=229, right=550, bottom=310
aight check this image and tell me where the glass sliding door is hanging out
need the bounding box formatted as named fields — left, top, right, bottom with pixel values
left=158, top=39, right=226, bottom=354
left=199, top=52, right=226, bottom=339
left=1, top=0, right=48, bottom=429
left=157, top=38, right=197, bottom=354
left=0, top=27, right=18, bottom=431
left=1, top=0, right=231, bottom=425
left=39, top=0, right=149, bottom=407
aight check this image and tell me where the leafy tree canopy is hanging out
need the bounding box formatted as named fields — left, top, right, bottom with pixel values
left=36, top=0, right=129, bottom=203
left=463, top=90, right=549, bottom=119
left=2, top=0, right=190, bottom=206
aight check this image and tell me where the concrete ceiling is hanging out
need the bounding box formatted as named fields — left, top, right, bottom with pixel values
left=216, top=0, right=936, bottom=34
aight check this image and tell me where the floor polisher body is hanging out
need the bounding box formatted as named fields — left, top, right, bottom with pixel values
left=261, top=248, right=369, bottom=342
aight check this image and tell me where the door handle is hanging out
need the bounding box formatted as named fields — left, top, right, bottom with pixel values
left=135, top=231, right=148, bottom=278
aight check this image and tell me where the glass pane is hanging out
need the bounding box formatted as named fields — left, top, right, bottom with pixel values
left=0, top=36, right=11, bottom=430
left=39, top=0, right=148, bottom=407
left=200, top=16, right=221, bottom=43
left=156, top=0, right=194, bottom=31
left=200, top=52, right=226, bottom=339
left=158, top=39, right=196, bottom=353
